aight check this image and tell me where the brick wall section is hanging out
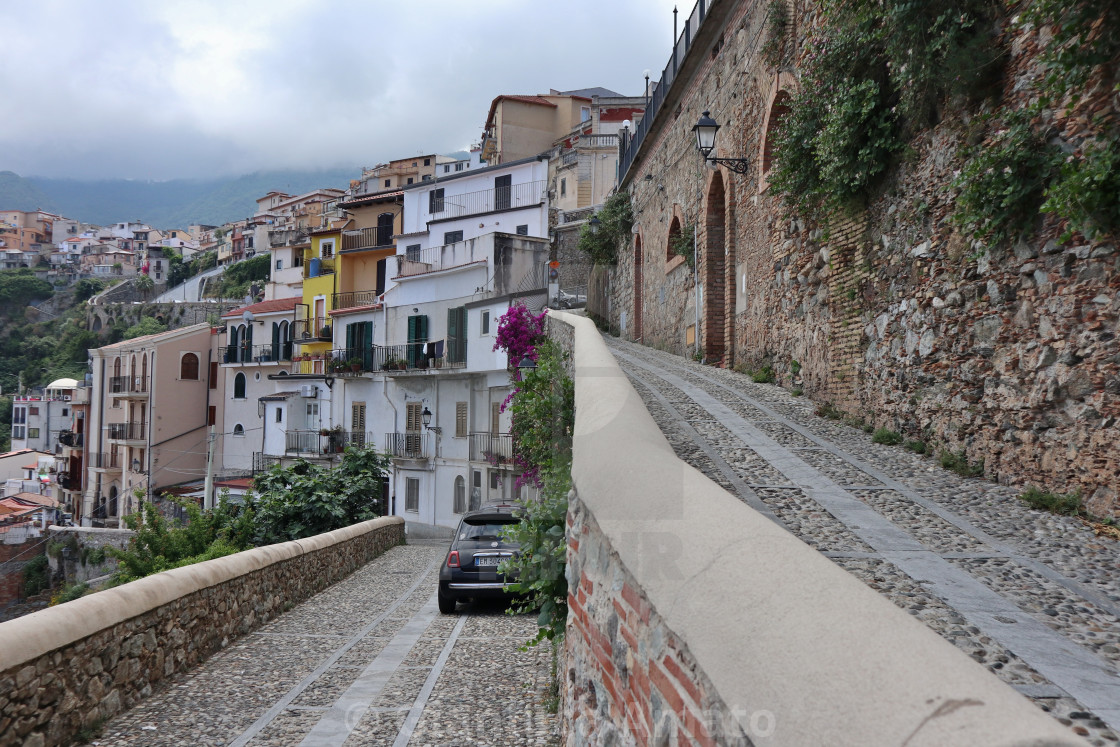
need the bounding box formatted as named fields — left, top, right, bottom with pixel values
left=0, top=542, right=45, bottom=610
left=611, top=0, right=1120, bottom=516
left=0, top=518, right=403, bottom=747
left=562, top=494, right=749, bottom=746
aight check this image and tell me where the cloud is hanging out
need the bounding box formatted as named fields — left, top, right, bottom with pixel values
left=0, top=0, right=686, bottom=179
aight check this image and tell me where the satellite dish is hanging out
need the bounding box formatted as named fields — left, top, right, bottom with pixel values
left=242, top=310, right=255, bottom=324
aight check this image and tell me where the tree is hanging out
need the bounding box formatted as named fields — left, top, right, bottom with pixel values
left=74, top=278, right=105, bottom=302
left=123, top=317, right=167, bottom=340
left=133, top=273, right=155, bottom=295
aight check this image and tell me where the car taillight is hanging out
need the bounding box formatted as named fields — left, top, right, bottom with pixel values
left=447, top=550, right=460, bottom=568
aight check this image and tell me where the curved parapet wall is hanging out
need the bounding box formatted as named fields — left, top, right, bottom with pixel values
left=550, top=310, right=1084, bottom=746
left=0, top=516, right=404, bottom=747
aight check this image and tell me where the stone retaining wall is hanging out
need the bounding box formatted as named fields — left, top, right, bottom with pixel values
left=551, top=310, right=1084, bottom=745
left=44, top=526, right=133, bottom=586
left=0, top=516, right=404, bottom=747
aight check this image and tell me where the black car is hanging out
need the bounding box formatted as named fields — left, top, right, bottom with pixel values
left=437, top=505, right=521, bottom=613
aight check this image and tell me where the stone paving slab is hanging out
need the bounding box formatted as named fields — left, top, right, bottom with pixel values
left=610, top=337, right=1120, bottom=746
left=81, top=543, right=558, bottom=746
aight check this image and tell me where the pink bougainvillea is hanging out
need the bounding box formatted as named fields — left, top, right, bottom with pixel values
left=493, top=302, right=547, bottom=379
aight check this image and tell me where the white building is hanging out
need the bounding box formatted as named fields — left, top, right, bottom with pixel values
left=10, top=379, right=80, bottom=455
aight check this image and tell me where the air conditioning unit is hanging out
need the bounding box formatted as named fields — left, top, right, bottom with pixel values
left=299, top=384, right=317, bottom=398
left=62, top=395, right=71, bottom=401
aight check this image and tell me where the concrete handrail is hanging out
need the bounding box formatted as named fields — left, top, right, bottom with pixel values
left=554, top=310, right=1083, bottom=746
left=0, top=516, right=403, bottom=673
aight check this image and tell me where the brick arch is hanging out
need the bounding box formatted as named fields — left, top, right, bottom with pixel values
left=758, top=71, right=798, bottom=193
left=633, top=231, right=644, bottom=341
left=703, top=171, right=730, bottom=364
left=666, top=213, right=682, bottom=264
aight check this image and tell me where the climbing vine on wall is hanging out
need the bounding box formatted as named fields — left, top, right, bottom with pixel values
left=576, top=189, right=633, bottom=265
left=769, top=0, right=1004, bottom=217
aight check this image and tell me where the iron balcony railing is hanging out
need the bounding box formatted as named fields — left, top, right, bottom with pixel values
left=469, top=432, right=515, bottom=466
left=428, top=180, right=546, bottom=220
left=252, top=452, right=282, bottom=474
left=222, top=343, right=293, bottom=364
left=303, top=256, right=335, bottom=279
left=106, top=422, right=146, bottom=441
left=58, top=430, right=83, bottom=448
left=285, top=429, right=369, bottom=455
left=90, top=452, right=121, bottom=470
left=384, top=432, right=431, bottom=459
left=57, top=472, right=81, bottom=491
left=293, top=317, right=332, bottom=342
left=618, top=0, right=709, bottom=184
left=109, top=376, right=147, bottom=395
left=332, top=290, right=382, bottom=310
left=376, top=339, right=466, bottom=372
left=341, top=225, right=394, bottom=251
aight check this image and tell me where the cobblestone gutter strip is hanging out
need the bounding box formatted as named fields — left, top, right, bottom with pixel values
left=552, top=311, right=1084, bottom=746
left=0, top=517, right=404, bottom=747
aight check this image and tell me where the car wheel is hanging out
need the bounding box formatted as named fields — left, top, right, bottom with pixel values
left=437, top=587, right=456, bottom=614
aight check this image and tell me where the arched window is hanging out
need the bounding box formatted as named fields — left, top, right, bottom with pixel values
left=453, top=476, right=466, bottom=513
left=180, top=353, right=199, bottom=380
left=233, top=424, right=245, bottom=436
left=113, top=356, right=121, bottom=378
left=141, top=353, right=148, bottom=382
left=667, top=215, right=683, bottom=263
left=130, top=355, right=137, bottom=378
left=233, top=372, right=246, bottom=399
left=761, top=90, right=792, bottom=178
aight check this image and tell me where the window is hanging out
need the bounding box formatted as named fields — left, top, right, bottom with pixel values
left=422, top=175, right=431, bottom=181
left=62, top=408, right=68, bottom=417
left=581, top=106, right=591, bottom=122
left=405, top=477, right=420, bottom=512
left=13, top=408, right=25, bottom=424
left=407, top=177, right=414, bottom=185
left=560, top=178, right=567, bottom=197
left=406, top=244, right=421, bottom=262
left=455, top=402, right=468, bottom=437
left=471, top=470, right=482, bottom=511
left=28, top=428, right=39, bottom=439
left=12, top=426, right=24, bottom=440
left=429, top=188, right=445, bottom=213
left=481, top=310, right=490, bottom=335
left=443, top=230, right=463, bottom=245
left=455, top=163, right=464, bottom=172
left=490, top=471, right=500, bottom=489
left=181, top=353, right=200, bottom=380
left=424, top=158, right=431, bottom=166
left=209, top=362, right=218, bottom=389
left=444, top=165, right=450, bottom=173
left=29, top=407, right=39, bottom=416
left=276, top=259, right=283, bottom=270
left=275, top=408, right=283, bottom=423
left=491, top=402, right=501, bottom=434
left=320, top=240, right=334, bottom=258
left=233, top=424, right=244, bottom=436
left=453, top=476, right=466, bottom=513
left=495, top=175, right=512, bottom=210
left=516, top=225, right=528, bottom=235
left=384, top=179, right=391, bottom=188
left=352, top=402, right=366, bottom=444
left=208, top=405, right=216, bottom=426
left=234, top=372, right=246, bottom=399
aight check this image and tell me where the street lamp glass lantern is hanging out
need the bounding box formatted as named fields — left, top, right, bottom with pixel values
left=518, top=355, right=537, bottom=372
left=693, top=111, right=719, bottom=159
left=421, top=407, right=432, bottom=428
left=588, top=215, right=601, bottom=235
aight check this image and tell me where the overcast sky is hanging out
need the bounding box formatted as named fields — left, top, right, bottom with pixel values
left=1, top=0, right=687, bottom=181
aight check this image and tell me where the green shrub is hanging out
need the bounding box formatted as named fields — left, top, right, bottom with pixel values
left=669, top=222, right=696, bottom=269
left=1042, top=136, right=1120, bottom=241
left=791, top=388, right=803, bottom=397
left=22, top=555, right=50, bottom=597
left=939, top=449, right=984, bottom=477
left=52, top=582, right=89, bottom=606
left=576, top=190, right=633, bottom=266
left=872, top=428, right=903, bottom=445
left=1019, top=486, right=1085, bottom=516
left=751, top=366, right=775, bottom=384
left=905, top=440, right=928, bottom=454
left=816, top=403, right=844, bottom=420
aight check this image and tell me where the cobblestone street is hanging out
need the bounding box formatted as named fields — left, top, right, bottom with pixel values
left=608, top=335, right=1120, bottom=745
left=82, top=543, right=558, bottom=747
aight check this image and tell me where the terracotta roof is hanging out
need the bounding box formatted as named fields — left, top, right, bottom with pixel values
left=9, top=492, right=59, bottom=507
left=97, top=323, right=209, bottom=351
left=214, top=477, right=254, bottom=489
left=339, top=190, right=403, bottom=206
left=330, top=303, right=383, bottom=317
left=486, top=94, right=558, bottom=128
left=223, top=296, right=300, bottom=319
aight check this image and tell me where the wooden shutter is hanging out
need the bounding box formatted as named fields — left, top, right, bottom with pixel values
left=209, top=361, right=218, bottom=389
left=406, top=402, right=422, bottom=433
left=491, top=402, right=500, bottom=434
left=351, top=402, right=366, bottom=447
left=407, top=315, right=428, bottom=367
left=446, top=306, right=466, bottom=364
left=455, top=402, right=468, bottom=438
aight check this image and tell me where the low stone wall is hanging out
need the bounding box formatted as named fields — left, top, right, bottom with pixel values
left=550, top=310, right=1084, bottom=746
left=45, top=526, right=133, bottom=585
left=0, top=516, right=404, bottom=747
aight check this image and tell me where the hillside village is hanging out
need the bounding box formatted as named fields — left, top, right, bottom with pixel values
left=0, top=86, right=644, bottom=549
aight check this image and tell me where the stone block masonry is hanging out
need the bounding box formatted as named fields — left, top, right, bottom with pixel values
left=609, top=0, right=1120, bottom=517
left=0, top=516, right=404, bottom=747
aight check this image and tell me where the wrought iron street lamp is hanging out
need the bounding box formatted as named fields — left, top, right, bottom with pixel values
left=692, top=111, right=751, bottom=174
left=588, top=215, right=601, bottom=235
left=518, top=355, right=537, bottom=373
left=422, top=406, right=441, bottom=435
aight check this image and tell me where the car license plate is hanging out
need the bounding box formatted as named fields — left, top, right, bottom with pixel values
left=475, top=556, right=502, bottom=567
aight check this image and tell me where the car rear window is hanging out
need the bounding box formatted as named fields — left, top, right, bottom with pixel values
left=459, top=519, right=518, bottom=541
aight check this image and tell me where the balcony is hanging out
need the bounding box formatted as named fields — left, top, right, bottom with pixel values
left=303, top=255, right=335, bottom=279
left=106, top=422, right=146, bottom=442
left=222, top=343, right=293, bottom=364
left=427, top=180, right=545, bottom=221
left=57, top=472, right=81, bottom=491
left=332, top=290, right=383, bottom=311
left=89, top=452, right=121, bottom=471
left=375, top=339, right=466, bottom=373
left=110, top=376, right=148, bottom=397
left=469, top=432, right=516, bottom=467
left=285, top=429, right=369, bottom=455
left=293, top=318, right=332, bottom=343
left=341, top=226, right=394, bottom=252
left=393, top=233, right=548, bottom=298
left=58, top=430, right=83, bottom=448
left=252, top=452, right=282, bottom=474
left=384, top=432, right=431, bottom=460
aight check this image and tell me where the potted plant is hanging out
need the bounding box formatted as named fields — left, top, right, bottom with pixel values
left=348, top=358, right=363, bottom=372
left=396, top=358, right=409, bottom=370
left=319, top=324, right=332, bottom=338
